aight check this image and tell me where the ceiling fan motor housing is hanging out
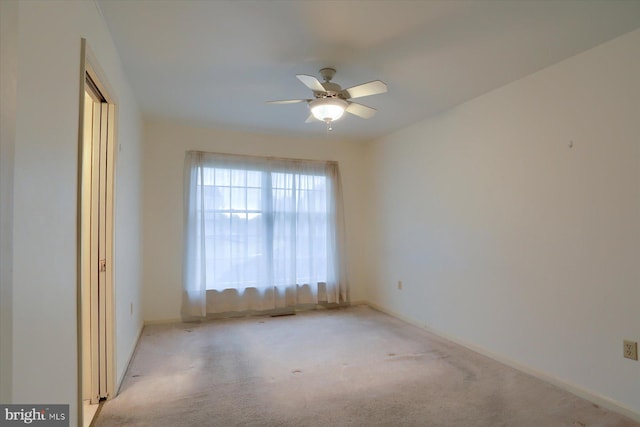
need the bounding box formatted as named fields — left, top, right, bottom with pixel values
left=316, top=68, right=347, bottom=99
left=315, top=81, right=343, bottom=98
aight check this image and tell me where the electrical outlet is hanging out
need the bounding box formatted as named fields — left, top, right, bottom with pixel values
left=623, top=340, right=638, bottom=360
left=397, top=281, right=402, bottom=290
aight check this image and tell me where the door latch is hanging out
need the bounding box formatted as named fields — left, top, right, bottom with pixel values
left=99, top=259, right=107, bottom=272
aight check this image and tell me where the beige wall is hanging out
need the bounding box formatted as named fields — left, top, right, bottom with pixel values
left=364, top=28, right=640, bottom=416
left=142, top=120, right=368, bottom=321
left=7, top=0, right=144, bottom=422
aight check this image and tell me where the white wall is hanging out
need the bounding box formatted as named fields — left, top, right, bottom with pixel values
left=8, top=0, right=143, bottom=424
left=112, top=68, right=144, bottom=386
left=142, top=120, right=368, bottom=322
left=0, top=0, right=18, bottom=404
left=365, top=28, right=640, bottom=416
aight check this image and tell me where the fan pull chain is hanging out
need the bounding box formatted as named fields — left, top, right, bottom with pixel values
left=325, top=120, right=333, bottom=134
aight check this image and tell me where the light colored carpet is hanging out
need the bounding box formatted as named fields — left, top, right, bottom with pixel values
left=94, top=305, right=638, bottom=427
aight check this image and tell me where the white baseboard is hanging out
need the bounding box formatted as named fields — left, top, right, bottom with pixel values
left=114, top=322, right=144, bottom=396
left=143, top=317, right=182, bottom=326
left=365, top=301, right=640, bottom=423
left=350, top=300, right=369, bottom=306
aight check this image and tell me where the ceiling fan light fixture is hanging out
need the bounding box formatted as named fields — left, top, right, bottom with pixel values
left=309, top=98, right=348, bottom=122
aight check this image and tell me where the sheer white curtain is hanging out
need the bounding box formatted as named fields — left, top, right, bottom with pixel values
left=182, top=151, right=348, bottom=319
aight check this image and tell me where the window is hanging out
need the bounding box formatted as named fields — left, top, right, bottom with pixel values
left=201, top=167, right=266, bottom=290
left=183, top=152, right=348, bottom=318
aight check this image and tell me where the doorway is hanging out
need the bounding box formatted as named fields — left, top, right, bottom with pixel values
left=78, top=39, right=116, bottom=427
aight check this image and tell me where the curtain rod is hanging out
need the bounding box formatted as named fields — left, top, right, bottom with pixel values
left=187, top=150, right=339, bottom=166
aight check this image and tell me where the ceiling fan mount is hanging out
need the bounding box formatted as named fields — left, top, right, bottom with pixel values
left=319, top=67, right=336, bottom=82
left=267, top=67, right=388, bottom=129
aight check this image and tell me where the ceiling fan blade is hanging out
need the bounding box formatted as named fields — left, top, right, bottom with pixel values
left=344, top=80, right=387, bottom=99
left=296, top=74, right=326, bottom=92
left=346, top=102, right=377, bottom=119
left=305, top=114, right=317, bottom=123
left=266, top=99, right=307, bottom=104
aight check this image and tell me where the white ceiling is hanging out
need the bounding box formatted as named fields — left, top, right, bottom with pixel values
left=96, top=0, right=640, bottom=142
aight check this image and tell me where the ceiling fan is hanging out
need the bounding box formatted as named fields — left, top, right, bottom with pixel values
left=267, top=67, right=388, bottom=130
